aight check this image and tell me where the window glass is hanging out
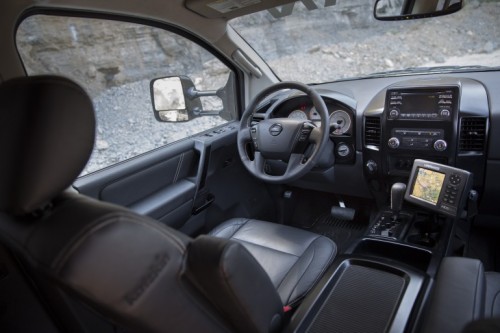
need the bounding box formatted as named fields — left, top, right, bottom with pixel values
left=16, top=15, right=235, bottom=175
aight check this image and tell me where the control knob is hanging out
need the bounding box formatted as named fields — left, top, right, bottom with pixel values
left=337, top=143, right=351, bottom=157
left=434, top=139, right=447, bottom=151
left=440, top=109, right=451, bottom=117
left=366, top=160, right=378, bottom=175
left=388, top=109, right=399, bottom=120
left=388, top=137, right=400, bottom=149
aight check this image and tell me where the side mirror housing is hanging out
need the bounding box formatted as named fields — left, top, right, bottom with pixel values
left=150, top=74, right=236, bottom=123
left=150, top=76, right=202, bottom=122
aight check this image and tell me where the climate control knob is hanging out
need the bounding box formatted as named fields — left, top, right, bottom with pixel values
left=434, top=139, right=447, bottom=151
left=388, top=137, right=400, bottom=149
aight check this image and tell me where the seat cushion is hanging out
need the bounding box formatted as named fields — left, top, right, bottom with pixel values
left=210, top=218, right=337, bottom=306
left=485, top=272, right=500, bottom=317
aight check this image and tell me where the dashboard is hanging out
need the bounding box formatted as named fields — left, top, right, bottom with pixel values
left=252, top=73, right=497, bottom=215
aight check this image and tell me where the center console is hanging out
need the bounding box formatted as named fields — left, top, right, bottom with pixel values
left=287, top=160, right=475, bottom=333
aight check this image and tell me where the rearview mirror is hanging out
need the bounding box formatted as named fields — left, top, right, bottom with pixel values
left=374, top=0, right=463, bottom=20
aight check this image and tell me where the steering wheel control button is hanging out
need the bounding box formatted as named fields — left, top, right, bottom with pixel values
left=298, top=125, right=313, bottom=142
left=269, top=123, right=283, bottom=136
left=250, top=126, right=259, bottom=149
left=388, top=137, right=400, bottom=149
left=433, top=139, right=447, bottom=151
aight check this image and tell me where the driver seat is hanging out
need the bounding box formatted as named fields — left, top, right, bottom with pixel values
left=0, top=76, right=336, bottom=332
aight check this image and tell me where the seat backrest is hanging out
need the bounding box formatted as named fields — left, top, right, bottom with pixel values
left=0, top=76, right=283, bottom=333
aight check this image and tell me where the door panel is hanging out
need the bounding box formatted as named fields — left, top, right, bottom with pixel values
left=74, top=123, right=278, bottom=234
left=74, top=139, right=200, bottom=229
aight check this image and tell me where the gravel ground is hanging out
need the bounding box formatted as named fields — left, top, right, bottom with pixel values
left=82, top=1, right=500, bottom=175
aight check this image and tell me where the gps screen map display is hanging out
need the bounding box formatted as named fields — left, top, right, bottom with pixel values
left=410, top=167, right=446, bottom=205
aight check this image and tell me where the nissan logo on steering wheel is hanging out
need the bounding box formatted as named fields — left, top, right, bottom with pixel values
left=269, top=123, right=283, bottom=136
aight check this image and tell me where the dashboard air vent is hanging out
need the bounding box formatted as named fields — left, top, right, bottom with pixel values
left=364, top=116, right=381, bottom=147
left=459, top=117, right=487, bottom=151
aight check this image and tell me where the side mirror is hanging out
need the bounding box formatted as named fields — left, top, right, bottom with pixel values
left=150, top=76, right=202, bottom=122
left=374, top=0, right=462, bottom=20
left=150, top=74, right=235, bottom=123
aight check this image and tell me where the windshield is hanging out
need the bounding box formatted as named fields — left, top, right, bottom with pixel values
left=230, top=0, right=500, bottom=83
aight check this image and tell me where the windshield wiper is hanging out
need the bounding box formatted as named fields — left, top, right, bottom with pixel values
left=367, top=65, right=498, bottom=77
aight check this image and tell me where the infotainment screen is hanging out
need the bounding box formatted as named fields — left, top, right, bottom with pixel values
left=405, top=160, right=472, bottom=218
left=401, top=92, right=439, bottom=115
left=410, top=167, right=446, bottom=205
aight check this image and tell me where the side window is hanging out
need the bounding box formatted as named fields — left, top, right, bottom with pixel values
left=16, top=15, right=237, bottom=175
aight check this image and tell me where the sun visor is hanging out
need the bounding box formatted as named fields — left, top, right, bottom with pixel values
left=185, top=0, right=296, bottom=19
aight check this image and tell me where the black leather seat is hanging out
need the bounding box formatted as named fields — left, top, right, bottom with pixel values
left=0, top=76, right=336, bottom=332
left=210, top=218, right=336, bottom=306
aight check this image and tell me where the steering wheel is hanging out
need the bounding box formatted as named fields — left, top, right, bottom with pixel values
left=237, top=82, right=330, bottom=184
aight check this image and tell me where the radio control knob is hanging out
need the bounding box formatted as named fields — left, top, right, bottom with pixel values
left=440, top=109, right=451, bottom=117
left=434, top=139, right=447, bottom=151
left=388, top=137, right=400, bottom=149
left=389, top=109, right=399, bottom=119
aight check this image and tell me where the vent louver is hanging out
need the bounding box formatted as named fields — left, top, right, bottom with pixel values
left=364, top=116, right=381, bottom=147
left=459, top=117, right=486, bottom=151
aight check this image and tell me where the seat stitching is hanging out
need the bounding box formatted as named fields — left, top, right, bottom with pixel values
left=210, top=219, right=250, bottom=238
left=491, top=291, right=500, bottom=316
left=278, top=236, right=320, bottom=302
left=231, top=237, right=301, bottom=258
left=471, top=262, right=482, bottom=318
left=217, top=243, right=266, bottom=331
left=54, top=210, right=187, bottom=273
left=286, top=238, right=337, bottom=306
left=278, top=247, right=315, bottom=302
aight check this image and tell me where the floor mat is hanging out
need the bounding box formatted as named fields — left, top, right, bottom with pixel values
left=305, top=213, right=368, bottom=254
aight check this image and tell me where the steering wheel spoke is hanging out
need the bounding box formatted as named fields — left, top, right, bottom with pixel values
left=251, top=151, right=266, bottom=174
left=309, top=126, right=322, bottom=144
left=285, top=153, right=306, bottom=175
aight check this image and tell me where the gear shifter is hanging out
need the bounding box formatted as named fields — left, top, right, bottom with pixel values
left=391, top=182, right=407, bottom=221
left=369, top=182, right=409, bottom=239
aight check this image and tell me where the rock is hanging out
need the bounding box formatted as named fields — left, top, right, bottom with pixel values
left=434, top=55, right=446, bottom=64
left=384, top=58, right=394, bottom=68
left=308, top=45, right=321, bottom=54
left=483, top=41, right=495, bottom=54
left=96, top=139, right=110, bottom=150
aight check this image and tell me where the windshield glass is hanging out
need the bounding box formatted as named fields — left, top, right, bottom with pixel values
left=230, top=0, right=500, bottom=83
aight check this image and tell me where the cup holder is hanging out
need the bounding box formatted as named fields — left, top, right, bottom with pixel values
left=353, top=238, right=432, bottom=272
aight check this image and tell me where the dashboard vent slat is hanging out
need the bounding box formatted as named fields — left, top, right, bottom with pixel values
left=459, top=117, right=487, bottom=152
left=364, top=116, right=381, bottom=147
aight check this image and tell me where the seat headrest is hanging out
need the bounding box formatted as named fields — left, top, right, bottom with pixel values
left=0, top=76, right=95, bottom=215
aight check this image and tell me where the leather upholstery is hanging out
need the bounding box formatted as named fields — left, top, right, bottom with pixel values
left=421, top=257, right=485, bottom=333
left=210, top=218, right=337, bottom=306
left=0, top=76, right=336, bottom=332
left=187, top=236, right=283, bottom=332
left=0, top=76, right=95, bottom=215
left=485, top=272, right=500, bottom=317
